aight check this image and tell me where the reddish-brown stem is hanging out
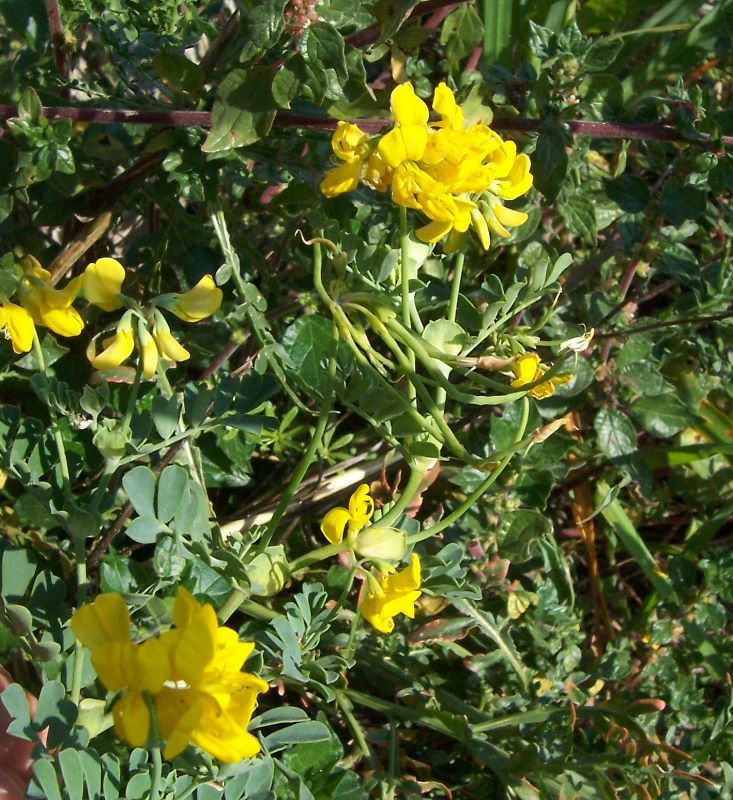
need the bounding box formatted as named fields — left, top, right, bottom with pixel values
left=45, top=0, right=69, bottom=97
left=2, top=104, right=729, bottom=148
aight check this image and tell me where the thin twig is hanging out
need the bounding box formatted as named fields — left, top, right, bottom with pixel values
left=1, top=103, right=730, bottom=149
left=596, top=309, right=733, bottom=339
left=45, top=0, right=69, bottom=96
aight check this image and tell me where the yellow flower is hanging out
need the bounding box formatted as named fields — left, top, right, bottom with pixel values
left=320, top=122, right=369, bottom=198
left=377, top=83, right=429, bottom=168
left=320, top=483, right=375, bottom=544
left=0, top=301, right=35, bottom=353
left=71, top=593, right=171, bottom=748
left=152, top=311, right=190, bottom=363
left=359, top=554, right=422, bottom=634
left=155, top=588, right=268, bottom=761
left=88, top=312, right=135, bottom=371
left=82, top=257, right=126, bottom=312
left=169, top=275, right=222, bottom=323
left=318, top=80, right=533, bottom=251
left=17, top=257, right=84, bottom=338
left=510, top=353, right=571, bottom=399
left=138, top=321, right=158, bottom=380
left=71, top=588, right=268, bottom=761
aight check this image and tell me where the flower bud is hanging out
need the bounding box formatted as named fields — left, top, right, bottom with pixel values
left=245, top=546, right=290, bottom=597
left=354, top=526, right=407, bottom=563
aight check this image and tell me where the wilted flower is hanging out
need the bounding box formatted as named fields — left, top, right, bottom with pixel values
left=359, top=554, right=422, bottom=634
left=353, top=526, right=407, bottom=563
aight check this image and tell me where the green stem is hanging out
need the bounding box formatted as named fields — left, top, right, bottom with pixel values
left=217, top=585, right=248, bottom=623
left=121, top=355, right=144, bottom=432
left=149, top=745, right=163, bottom=800
left=409, top=397, right=530, bottom=543
left=399, top=206, right=417, bottom=404
left=258, top=322, right=339, bottom=552
left=289, top=541, right=349, bottom=573
left=70, top=537, right=88, bottom=705
left=312, top=241, right=332, bottom=308
left=447, top=250, right=465, bottom=325
left=32, top=332, right=70, bottom=490
left=336, top=692, right=375, bottom=769
left=375, top=467, right=425, bottom=529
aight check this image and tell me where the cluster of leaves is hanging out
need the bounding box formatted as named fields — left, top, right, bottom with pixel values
left=1, top=0, right=733, bottom=798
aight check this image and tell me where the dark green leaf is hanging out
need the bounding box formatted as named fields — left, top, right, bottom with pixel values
left=594, top=408, right=637, bottom=459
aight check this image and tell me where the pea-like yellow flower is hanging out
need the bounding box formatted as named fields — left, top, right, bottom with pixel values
left=510, top=353, right=571, bottom=400
left=168, top=275, right=223, bottom=323
left=138, top=321, right=159, bottom=380
left=0, top=301, right=35, bottom=353
left=71, top=593, right=170, bottom=747
left=71, top=588, right=268, bottom=762
left=320, top=483, right=375, bottom=544
left=155, top=588, right=268, bottom=761
left=82, top=258, right=126, bottom=312
left=14, top=256, right=84, bottom=339
left=359, top=554, right=422, bottom=634
left=88, top=312, right=135, bottom=372
left=152, top=310, right=190, bottom=363
left=319, top=81, right=533, bottom=251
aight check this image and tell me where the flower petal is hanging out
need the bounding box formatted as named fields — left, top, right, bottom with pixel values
left=171, top=275, right=223, bottom=323
left=83, top=258, right=126, bottom=312
left=112, top=691, right=150, bottom=748
left=320, top=507, right=351, bottom=544
left=390, top=83, right=429, bottom=128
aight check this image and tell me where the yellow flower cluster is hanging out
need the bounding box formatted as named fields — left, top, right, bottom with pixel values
left=0, top=256, right=84, bottom=354
left=320, top=82, right=533, bottom=249
left=0, top=255, right=223, bottom=377
left=83, top=257, right=222, bottom=379
left=71, top=588, right=268, bottom=762
left=319, top=484, right=422, bottom=633
left=511, top=353, right=571, bottom=399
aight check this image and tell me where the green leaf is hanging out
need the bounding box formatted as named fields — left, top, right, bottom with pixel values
left=660, top=178, right=707, bottom=225
left=594, top=408, right=637, bottom=459
left=152, top=52, right=204, bottom=97
left=1, top=684, right=32, bottom=738
left=262, top=720, right=331, bottom=750
left=125, top=516, right=164, bottom=545
left=631, top=394, right=691, bottom=438
left=157, top=465, right=189, bottom=524
left=533, top=125, right=569, bottom=201
left=250, top=707, right=310, bottom=729
left=151, top=395, right=180, bottom=440
left=29, top=759, right=62, bottom=800
left=559, top=194, right=597, bottom=243
left=440, top=5, right=483, bottom=63
left=500, top=509, right=552, bottom=561
left=122, top=466, right=157, bottom=517
left=18, top=86, right=44, bottom=125
left=281, top=314, right=334, bottom=397
left=598, top=483, right=675, bottom=601
left=300, top=23, right=348, bottom=81
left=604, top=175, right=650, bottom=213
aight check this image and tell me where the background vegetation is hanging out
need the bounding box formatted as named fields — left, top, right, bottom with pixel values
left=1, top=0, right=732, bottom=798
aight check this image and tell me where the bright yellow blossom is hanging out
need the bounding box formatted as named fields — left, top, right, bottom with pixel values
left=71, top=588, right=268, bottom=762
left=88, top=312, right=136, bottom=372
left=0, top=302, right=35, bottom=353
left=319, top=81, right=533, bottom=251
left=152, top=310, right=190, bottom=363
left=511, top=353, right=571, bottom=400
left=18, top=260, right=84, bottom=338
left=320, top=483, right=375, bottom=544
left=155, top=588, right=268, bottom=761
left=359, top=554, right=422, bottom=634
left=168, top=275, right=223, bottom=323
left=82, top=258, right=126, bottom=311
